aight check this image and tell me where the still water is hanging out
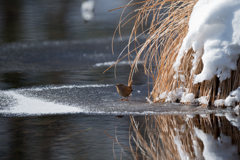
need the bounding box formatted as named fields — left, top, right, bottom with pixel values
left=0, top=0, right=142, bottom=43
left=1, top=0, right=240, bottom=160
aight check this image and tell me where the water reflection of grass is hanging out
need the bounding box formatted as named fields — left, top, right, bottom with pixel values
left=58, top=127, right=92, bottom=140
left=129, top=114, right=240, bottom=159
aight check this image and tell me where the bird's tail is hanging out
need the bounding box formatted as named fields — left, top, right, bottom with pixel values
left=128, top=80, right=133, bottom=91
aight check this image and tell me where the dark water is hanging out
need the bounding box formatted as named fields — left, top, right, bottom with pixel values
left=0, top=1, right=145, bottom=159
left=0, top=38, right=147, bottom=90
left=1, top=0, right=240, bottom=160
left=0, top=0, right=143, bottom=43
left=0, top=115, right=135, bottom=160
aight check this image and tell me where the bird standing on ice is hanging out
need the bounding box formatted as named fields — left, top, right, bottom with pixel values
left=115, top=81, right=133, bottom=101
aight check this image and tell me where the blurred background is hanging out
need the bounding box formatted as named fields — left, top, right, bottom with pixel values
left=0, top=0, right=149, bottom=90
left=0, top=1, right=148, bottom=159
left=0, top=0, right=143, bottom=43
left=2, top=2, right=240, bottom=160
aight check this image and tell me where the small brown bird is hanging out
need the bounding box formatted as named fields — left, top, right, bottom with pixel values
left=115, top=82, right=133, bottom=101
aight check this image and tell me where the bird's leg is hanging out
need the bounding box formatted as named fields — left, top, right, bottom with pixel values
left=118, top=97, right=124, bottom=101
left=123, top=96, right=129, bottom=101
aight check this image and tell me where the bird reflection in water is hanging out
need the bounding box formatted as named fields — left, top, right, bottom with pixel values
left=115, top=81, right=133, bottom=101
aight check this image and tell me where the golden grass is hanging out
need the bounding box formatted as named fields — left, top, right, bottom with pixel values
left=121, top=0, right=199, bottom=98
left=108, top=0, right=240, bottom=106
left=105, top=0, right=198, bottom=98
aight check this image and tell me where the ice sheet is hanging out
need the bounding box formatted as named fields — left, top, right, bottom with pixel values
left=0, top=84, right=237, bottom=116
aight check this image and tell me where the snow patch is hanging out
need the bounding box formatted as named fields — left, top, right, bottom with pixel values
left=94, top=61, right=138, bottom=67
left=186, top=114, right=195, bottom=118
left=224, top=87, right=240, bottom=106
left=173, top=0, right=240, bottom=84
left=159, top=88, right=184, bottom=102
left=200, top=114, right=208, bottom=118
left=81, top=0, right=95, bottom=21
left=181, top=93, right=195, bottom=103
left=198, top=96, right=208, bottom=105
left=146, top=97, right=153, bottom=104
left=1, top=91, right=83, bottom=115
left=18, top=84, right=113, bottom=92
left=214, top=99, right=225, bottom=107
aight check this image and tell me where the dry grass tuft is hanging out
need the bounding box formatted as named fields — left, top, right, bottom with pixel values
left=126, top=0, right=199, bottom=101
left=107, top=0, right=198, bottom=99
left=109, top=0, right=240, bottom=106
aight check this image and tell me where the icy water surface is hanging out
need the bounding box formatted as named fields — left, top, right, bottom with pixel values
left=0, top=84, right=237, bottom=116
left=1, top=0, right=240, bottom=159
left=1, top=38, right=240, bottom=160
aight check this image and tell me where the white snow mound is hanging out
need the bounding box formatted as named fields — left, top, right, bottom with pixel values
left=173, top=0, right=240, bottom=83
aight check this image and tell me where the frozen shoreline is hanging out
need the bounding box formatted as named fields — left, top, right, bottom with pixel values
left=0, top=84, right=238, bottom=117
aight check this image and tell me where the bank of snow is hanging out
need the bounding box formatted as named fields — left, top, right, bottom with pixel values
left=174, top=0, right=240, bottom=83
left=158, top=0, right=240, bottom=105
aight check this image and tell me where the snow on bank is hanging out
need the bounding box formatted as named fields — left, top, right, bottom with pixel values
left=157, top=87, right=240, bottom=107
left=158, top=87, right=184, bottom=102
left=214, top=87, right=240, bottom=107
left=174, top=0, right=240, bottom=83
left=157, top=87, right=209, bottom=105
left=181, top=93, right=195, bottom=103
left=160, top=0, right=240, bottom=105
left=157, top=86, right=240, bottom=107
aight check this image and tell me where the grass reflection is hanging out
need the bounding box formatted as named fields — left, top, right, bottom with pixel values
left=129, top=114, right=240, bottom=159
